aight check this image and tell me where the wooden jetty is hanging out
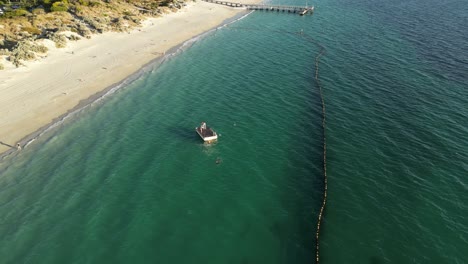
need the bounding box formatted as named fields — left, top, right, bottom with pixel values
left=202, top=0, right=314, bottom=15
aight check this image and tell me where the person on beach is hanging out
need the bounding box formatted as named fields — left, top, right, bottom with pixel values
left=16, top=143, right=21, bottom=151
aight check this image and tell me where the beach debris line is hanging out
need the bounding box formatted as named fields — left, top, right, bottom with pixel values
left=195, top=122, right=218, bottom=143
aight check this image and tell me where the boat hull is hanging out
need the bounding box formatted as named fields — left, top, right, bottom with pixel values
left=195, top=127, right=218, bottom=142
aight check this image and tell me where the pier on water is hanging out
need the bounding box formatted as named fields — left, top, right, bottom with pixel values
left=203, top=0, right=314, bottom=15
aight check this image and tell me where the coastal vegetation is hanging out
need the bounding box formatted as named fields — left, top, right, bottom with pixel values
left=0, top=0, right=187, bottom=69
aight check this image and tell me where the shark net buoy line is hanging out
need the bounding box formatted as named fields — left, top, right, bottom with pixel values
left=222, top=25, right=328, bottom=264
left=302, top=33, right=327, bottom=264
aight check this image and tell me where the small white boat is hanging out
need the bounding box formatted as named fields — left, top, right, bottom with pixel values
left=195, top=122, right=218, bottom=143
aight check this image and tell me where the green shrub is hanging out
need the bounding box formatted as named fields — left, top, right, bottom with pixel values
left=32, top=44, right=48, bottom=53
left=68, top=34, right=81, bottom=41
left=22, top=27, right=42, bottom=35
left=48, top=33, right=67, bottom=48
left=42, top=0, right=67, bottom=5
left=159, top=0, right=171, bottom=7
left=9, top=41, right=37, bottom=67
left=4, top=9, right=29, bottom=17
left=88, top=1, right=101, bottom=7
left=0, top=49, right=10, bottom=56
left=8, top=41, right=49, bottom=67
left=51, top=1, right=69, bottom=12
left=78, top=0, right=89, bottom=6
left=32, top=8, right=46, bottom=15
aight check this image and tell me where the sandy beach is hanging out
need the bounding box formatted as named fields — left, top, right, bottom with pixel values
left=0, top=1, right=249, bottom=155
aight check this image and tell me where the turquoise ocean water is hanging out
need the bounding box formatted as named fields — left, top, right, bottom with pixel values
left=0, top=0, right=467, bottom=263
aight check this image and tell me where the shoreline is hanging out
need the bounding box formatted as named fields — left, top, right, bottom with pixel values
left=0, top=2, right=252, bottom=159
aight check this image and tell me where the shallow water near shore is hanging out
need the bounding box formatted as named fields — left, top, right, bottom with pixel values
left=1, top=0, right=467, bottom=263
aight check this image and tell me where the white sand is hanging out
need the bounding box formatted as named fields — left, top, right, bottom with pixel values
left=0, top=2, right=250, bottom=154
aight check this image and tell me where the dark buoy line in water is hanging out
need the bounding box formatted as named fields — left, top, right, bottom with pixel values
left=226, top=24, right=328, bottom=264
left=302, top=33, right=327, bottom=264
